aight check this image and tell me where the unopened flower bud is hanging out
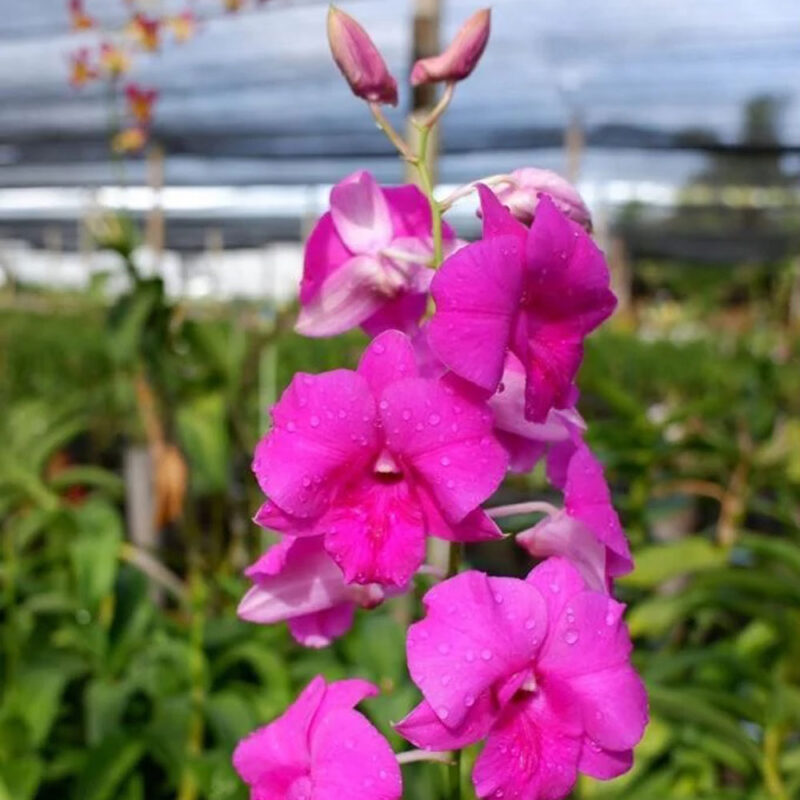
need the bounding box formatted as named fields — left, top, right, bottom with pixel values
left=494, top=167, right=592, bottom=230
left=327, top=5, right=398, bottom=106
left=410, top=8, right=490, bottom=86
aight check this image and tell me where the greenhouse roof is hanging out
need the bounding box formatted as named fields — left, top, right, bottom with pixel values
left=0, top=0, right=799, bottom=189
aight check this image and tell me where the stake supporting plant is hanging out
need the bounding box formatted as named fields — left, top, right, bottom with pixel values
left=231, top=6, right=648, bottom=800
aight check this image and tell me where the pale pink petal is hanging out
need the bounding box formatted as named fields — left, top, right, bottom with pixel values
left=295, top=255, right=389, bottom=337
left=322, top=478, right=426, bottom=586
left=428, top=235, right=524, bottom=392
left=330, top=170, right=393, bottom=254
left=254, top=370, right=377, bottom=518
left=380, top=377, right=508, bottom=523
left=473, top=688, right=581, bottom=800
left=406, top=572, right=547, bottom=729
left=357, top=330, right=419, bottom=396
left=395, top=697, right=495, bottom=751
left=300, top=212, right=352, bottom=304
left=565, top=441, right=633, bottom=576
left=578, top=741, right=633, bottom=779
left=238, top=537, right=352, bottom=624
left=233, top=676, right=325, bottom=790
left=311, top=708, right=402, bottom=800
left=496, top=431, right=547, bottom=473
left=517, top=512, right=608, bottom=593
left=288, top=603, right=355, bottom=649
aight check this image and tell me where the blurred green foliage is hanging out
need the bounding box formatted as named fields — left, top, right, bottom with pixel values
left=0, top=255, right=799, bottom=799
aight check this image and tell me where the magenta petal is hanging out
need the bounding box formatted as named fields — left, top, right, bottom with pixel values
left=570, top=664, right=648, bottom=752
left=473, top=691, right=581, bottom=800
left=407, top=572, right=547, bottom=729
left=538, top=590, right=632, bottom=679
left=361, top=291, right=428, bottom=338
left=311, top=708, right=402, bottom=800
left=565, top=442, right=633, bottom=576
left=330, top=170, right=393, bottom=254
left=295, top=254, right=389, bottom=337
left=525, top=556, right=589, bottom=624
left=300, top=212, right=352, bottom=304
left=419, top=494, right=503, bottom=543
left=395, top=698, right=495, bottom=751
left=517, top=512, right=608, bottom=593
left=255, top=370, right=377, bottom=518
left=380, top=377, right=508, bottom=523
left=579, top=740, right=634, bottom=780
left=288, top=603, right=355, bottom=649
left=477, top=183, right=529, bottom=242
left=233, top=676, right=325, bottom=790
left=253, top=500, right=317, bottom=536
left=314, top=678, right=379, bottom=722
left=357, top=330, right=419, bottom=395
left=322, top=479, right=426, bottom=586
left=238, top=537, right=352, bottom=625
left=428, top=235, right=524, bottom=392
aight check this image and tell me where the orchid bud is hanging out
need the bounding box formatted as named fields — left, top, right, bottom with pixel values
left=494, top=167, right=592, bottom=230
left=410, top=8, right=490, bottom=86
left=327, top=6, right=398, bottom=106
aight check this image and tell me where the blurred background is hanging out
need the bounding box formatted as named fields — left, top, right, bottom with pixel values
left=1, top=1, right=799, bottom=799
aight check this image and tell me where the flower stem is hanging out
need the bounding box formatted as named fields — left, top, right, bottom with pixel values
left=486, top=501, right=560, bottom=519
left=396, top=749, right=453, bottom=765
left=414, top=123, right=443, bottom=267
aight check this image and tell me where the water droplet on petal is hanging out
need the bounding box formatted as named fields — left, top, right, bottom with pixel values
left=549, top=582, right=560, bottom=593
left=402, top=409, right=411, bottom=420
left=605, top=610, right=616, bottom=626
left=286, top=421, right=296, bottom=432
left=428, top=413, right=441, bottom=426
left=438, top=642, right=451, bottom=655
left=564, top=629, right=579, bottom=645
left=440, top=456, right=451, bottom=466
left=464, top=694, right=475, bottom=707
left=481, top=648, right=493, bottom=661
left=465, top=650, right=475, bottom=662
left=438, top=706, right=449, bottom=720
left=379, top=400, right=389, bottom=410
left=524, top=618, right=536, bottom=630
left=310, top=415, right=320, bottom=428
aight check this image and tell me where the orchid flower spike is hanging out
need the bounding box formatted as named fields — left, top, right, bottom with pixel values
left=327, top=5, right=398, bottom=106
left=411, top=8, right=491, bottom=86
left=234, top=676, right=402, bottom=800
left=396, top=558, right=648, bottom=800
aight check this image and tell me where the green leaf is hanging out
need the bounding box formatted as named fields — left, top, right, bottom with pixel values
left=68, top=499, right=123, bottom=611
left=1, top=665, right=69, bottom=747
left=621, top=539, right=727, bottom=588
left=0, top=756, right=42, bottom=800
left=71, top=734, right=144, bottom=800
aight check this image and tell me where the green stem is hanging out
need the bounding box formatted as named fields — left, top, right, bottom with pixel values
left=764, top=725, right=789, bottom=800
left=414, top=125, right=444, bottom=268
left=2, top=519, right=18, bottom=698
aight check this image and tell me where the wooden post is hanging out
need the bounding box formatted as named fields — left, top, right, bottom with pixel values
left=406, top=0, right=440, bottom=185
left=145, top=144, right=165, bottom=262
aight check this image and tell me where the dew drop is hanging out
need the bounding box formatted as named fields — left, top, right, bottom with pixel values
left=549, top=582, right=560, bottom=593
left=438, top=642, right=451, bottom=655
left=438, top=706, right=449, bottom=720
left=286, top=421, right=296, bottom=432
left=605, top=611, right=616, bottom=626
left=481, top=648, right=493, bottom=661
left=379, top=400, right=389, bottom=410
left=402, top=409, right=412, bottom=420
left=524, top=618, right=536, bottom=630
left=441, top=674, right=452, bottom=686
left=440, top=455, right=451, bottom=466
left=465, top=650, right=475, bottom=662
left=564, top=629, right=579, bottom=645
left=464, top=694, right=476, bottom=707
left=494, top=592, right=504, bottom=604
left=310, top=415, right=320, bottom=428
left=446, top=479, right=455, bottom=489
left=428, top=413, right=441, bottom=426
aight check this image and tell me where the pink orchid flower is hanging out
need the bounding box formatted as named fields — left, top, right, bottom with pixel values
left=238, top=534, right=385, bottom=648
left=252, top=330, right=508, bottom=588
left=297, top=170, right=454, bottom=338
left=427, top=185, right=616, bottom=421
left=396, top=558, right=648, bottom=800
left=234, top=675, right=402, bottom=800
left=518, top=434, right=633, bottom=592
left=493, top=167, right=592, bottom=229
